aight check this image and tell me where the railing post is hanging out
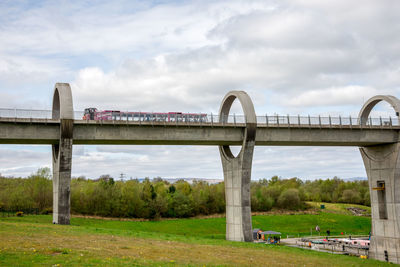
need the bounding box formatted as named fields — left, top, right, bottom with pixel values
left=318, top=115, right=321, bottom=128
left=298, top=115, right=300, bottom=126
left=276, top=114, right=279, bottom=127
left=234, top=113, right=236, bottom=127
left=369, top=117, right=372, bottom=128
left=287, top=114, right=290, bottom=128
left=339, top=115, right=342, bottom=128
left=211, top=112, right=213, bottom=127
left=329, top=115, right=331, bottom=127
left=349, top=115, right=352, bottom=129
left=380, top=116, right=382, bottom=128
left=390, top=116, right=392, bottom=128
left=266, top=114, right=268, bottom=127
left=308, top=115, right=311, bottom=128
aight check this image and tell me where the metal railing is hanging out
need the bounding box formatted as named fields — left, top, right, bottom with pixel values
left=0, top=108, right=398, bottom=127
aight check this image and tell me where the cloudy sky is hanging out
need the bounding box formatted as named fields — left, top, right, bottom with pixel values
left=1, top=0, right=399, bottom=180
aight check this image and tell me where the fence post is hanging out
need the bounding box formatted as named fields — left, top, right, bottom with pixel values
left=318, top=115, right=321, bottom=128
left=349, top=115, right=352, bottom=129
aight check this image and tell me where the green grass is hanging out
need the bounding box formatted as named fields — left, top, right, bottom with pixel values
left=0, top=206, right=392, bottom=266
left=1, top=211, right=370, bottom=240
left=306, top=201, right=371, bottom=216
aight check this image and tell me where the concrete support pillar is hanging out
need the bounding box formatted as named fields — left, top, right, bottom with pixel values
left=52, top=83, right=74, bottom=224
left=219, top=91, right=256, bottom=242
left=359, top=95, right=400, bottom=264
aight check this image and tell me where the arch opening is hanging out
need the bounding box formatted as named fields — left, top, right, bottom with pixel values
left=219, top=91, right=256, bottom=160
left=52, top=89, right=60, bottom=120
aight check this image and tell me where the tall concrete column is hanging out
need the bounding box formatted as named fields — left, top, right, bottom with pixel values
left=359, top=95, right=400, bottom=263
left=52, top=83, right=74, bottom=224
left=219, top=91, right=256, bottom=242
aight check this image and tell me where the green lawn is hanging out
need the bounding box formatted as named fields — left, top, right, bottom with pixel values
left=1, top=211, right=370, bottom=240
left=0, top=210, right=389, bottom=266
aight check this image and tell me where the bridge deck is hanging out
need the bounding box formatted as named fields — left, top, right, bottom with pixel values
left=0, top=118, right=398, bottom=146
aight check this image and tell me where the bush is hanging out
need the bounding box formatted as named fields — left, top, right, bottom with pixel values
left=342, top=189, right=362, bottom=204
left=277, top=189, right=302, bottom=210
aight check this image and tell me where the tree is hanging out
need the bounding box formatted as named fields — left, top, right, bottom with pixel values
left=168, top=191, right=193, bottom=218
left=277, top=188, right=302, bottom=210
left=342, top=189, right=362, bottom=204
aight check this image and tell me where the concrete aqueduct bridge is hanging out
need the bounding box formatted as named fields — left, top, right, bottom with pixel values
left=2, top=83, right=400, bottom=263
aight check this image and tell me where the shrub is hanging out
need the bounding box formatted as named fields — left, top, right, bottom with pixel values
left=277, top=189, right=302, bottom=210
left=342, top=189, right=362, bottom=204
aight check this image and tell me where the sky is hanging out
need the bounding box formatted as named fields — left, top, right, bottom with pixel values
left=0, top=0, right=400, bottom=180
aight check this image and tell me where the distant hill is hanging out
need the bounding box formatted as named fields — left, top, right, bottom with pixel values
left=134, top=177, right=223, bottom=184
left=343, top=177, right=367, bottom=181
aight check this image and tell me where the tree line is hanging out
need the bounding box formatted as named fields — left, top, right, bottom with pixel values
left=0, top=168, right=370, bottom=219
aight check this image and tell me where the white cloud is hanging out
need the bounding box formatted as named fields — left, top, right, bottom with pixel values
left=1, top=1, right=400, bottom=179
left=284, top=86, right=379, bottom=107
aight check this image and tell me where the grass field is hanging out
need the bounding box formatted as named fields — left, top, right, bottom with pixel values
left=0, top=207, right=393, bottom=267
left=306, top=201, right=371, bottom=216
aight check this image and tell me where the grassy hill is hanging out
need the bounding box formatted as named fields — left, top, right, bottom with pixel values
left=0, top=207, right=391, bottom=266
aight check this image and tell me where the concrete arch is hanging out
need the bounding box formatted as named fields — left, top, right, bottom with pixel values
left=52, top=83, right=74, bottom=161
left=358, top=95, right=400, bottom=125
left=52, top=83, right=74, bottom=120
left=51, top=83, right=74, bottom=225
left=218, top=91, right=256, bottom=242
left=219, top=91, right=257, bottom=160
